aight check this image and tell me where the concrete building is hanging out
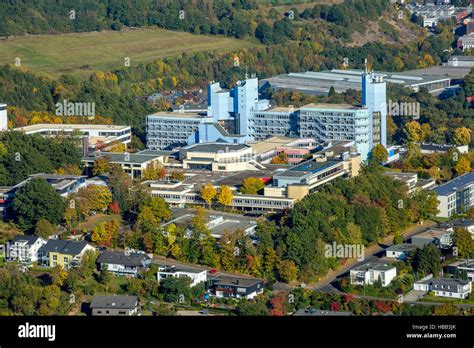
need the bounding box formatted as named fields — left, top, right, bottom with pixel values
left=385, top=171, right=436, bottom=195
left=250, top=136, right=317, bottom=163
left=448, top=55, right=474, bottom=67
left=411, top=228, right=454, bottom=249
left=7, top=235, right=46, bottom=264
left=157, top=265, right=207, bottom=287
left=90, top=295, right=139, bottom=316
left=433, top=173, right=474, bottom=218
left=208, top=275, right=264, bottom=299
left=445, top=259, right=474, bottom=282
left=249, top=107, right=298, bottom=140
left=419, top=143, right=469, bottom=154
left=179, top=143, right=257, bottom=172
left=458, top=33, right=474, bottom=51
left=15, top=124, right=131, bottom=153
left=385, top=243, right=417, bottom=260
left=349, top=261, right=397, bottom=287
left=82, top=150, right=171, bottom=179
left=261, top=69, right=451, bottom=95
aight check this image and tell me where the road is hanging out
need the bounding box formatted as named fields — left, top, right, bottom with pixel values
left=274, top=220, right=438, bottom=293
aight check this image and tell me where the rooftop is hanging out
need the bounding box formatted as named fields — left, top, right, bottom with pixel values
left=97, top=250, right=149, bottom=267
left=158, top=264, right=205, bottom=274
left=90, top=295, right=138, bottom=309
left=352, top=261, right=395, bottom=273
left=275, top=159, right=341, bottom=178
left=414, top=228, right=452, bottom=240
left=40, top=240, right=89, bottom=256
left=212, top=275, right=264, bottom=288
left=11, top=235, right=41, bottom=246
left=15, top=123, right=130, bottom=132
left=83, top=152, right=164, bottom=165
left=182, top=142, right=250, bottom=153
left=433, top=173, right=474, bottom=196
left=386, top=243, right=417, bottom=253
left=147, top=112, right=208, bottom=119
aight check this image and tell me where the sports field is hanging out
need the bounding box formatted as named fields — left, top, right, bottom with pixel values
left=0, top=28, right=255, bottom=79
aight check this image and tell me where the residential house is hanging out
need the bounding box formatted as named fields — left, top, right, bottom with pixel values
left=39, top=240, right=95, bottom=269
left=7, top=235, right=46, bottom=263
left=90, top=295, right=140, bottom=316
left=411, top=229, right=454, bottom=249
left=97, top=250, right=152, bottom=277
left=385, top=243, right=417, bottom=260
left=208, top=275, right=264, bottom=299
left=414, top=275, right=472, bottom=299
left=157, top=265, right=207, bottom=287
left=349, top=261, right=397, bottom=287
left=445, top=259, right=474, bottom=282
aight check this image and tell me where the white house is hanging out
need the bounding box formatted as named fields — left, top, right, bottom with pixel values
left=157, top=265, right=207, bottom=287
left=385, top=244, right=417, bottom=260
left=349, top=261, right=397, bottom=287
left=8, top=235, right=46, bottom=263
left=414, top=275, right=472, bottom=299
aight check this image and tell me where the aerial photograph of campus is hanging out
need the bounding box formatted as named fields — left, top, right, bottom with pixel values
left=0, top=0, right=472, bottom=346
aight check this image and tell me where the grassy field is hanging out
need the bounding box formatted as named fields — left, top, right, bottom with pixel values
left=0, top=28, right=255, bottom=79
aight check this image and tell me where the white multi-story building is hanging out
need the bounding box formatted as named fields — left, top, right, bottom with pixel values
left=433, top=173, right=474, bottom=218
left=157, top=265, right=207, bottom=287
left=8, top=235, right=46, bottom=263
left=349, top=261, right=397, bottom=287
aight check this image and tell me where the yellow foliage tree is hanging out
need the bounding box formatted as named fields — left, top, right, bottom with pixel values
left=200, top=183, right=217, bottom=206
left=453, top=127, right=472, bottom=145
left=217, top=185, right=233, bottom=206
left=455, top=155, right=471, bottom=176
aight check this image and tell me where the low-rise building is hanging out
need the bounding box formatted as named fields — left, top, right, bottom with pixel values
left=439, top=218, right=474, bottom=237
left=433, top=173, right=474, bottom=218
left=411, top=229, right=454, bottom=249
left=445, top=259, right=474, bottom=282
left=15, top=124, right=132, bottom=154
left=208, top=275, right=264, bottom=299
left=414, top=276, right=472, bottom=299
left=90, top=295, right=140, bottom=316
left=39, top=240, right=95, bottom=269
left=385, top=171, right=436, bottom=195
left=7, top=235, right=46, bottom=263
left=349, top=262, right=397, bottom=287
left=385, top=243, right=417, bottom=260
left=157, top=265, right=207, bottom=287
left=180, top=143, right=257, bottom=172
left=83, top=150, right=172, bottom=179
left=97, top=250, right=152, bottom=277
left=419, top=143, right=469, bottom=155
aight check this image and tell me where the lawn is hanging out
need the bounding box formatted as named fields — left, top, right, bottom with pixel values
left=0, top=28, right=255, bottom=79
left=79, top=214, right=122, bottom=231
left=421, top=294, right=474, bottom=305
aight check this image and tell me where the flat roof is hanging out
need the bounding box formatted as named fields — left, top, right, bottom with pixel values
left=275, top=159, right=341, bottom=178
left=147, top=112, right=207, bottom=119
left=182, top=143, right=250, bottom=153
left=212, top=275, right=263, bottom=288
left=414, top=229, right=452, bottom=240
left=15, top=123, right=130, bottom=132
left=386, top=243, right=417, bottom=253
left=300, top=103, right=365, bottom=110
left=83, top=152, right=164, bottom=165
left=352, top=261, right=395, bottom=273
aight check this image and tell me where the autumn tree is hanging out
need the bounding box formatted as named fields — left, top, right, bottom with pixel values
left=93, top=157, right=110, bottom=176
left=141, top=161, right=167, bottom=181
left=217, top=185, right=233, bottom=207
left=170, top=171, right=185, bottom=181
left=371, top=144, right=388, bottom=163
left=200, top=183, right=217, bottom=207
left=34, top=219, right=55, bottom=238
left=277, top=259, right=298, bottom=283
left=240, top=177, right=265, bottom=194
left=455, top=155, right=471, bottom=175
left=270, top=152, right=289, bottom=164
left=454, top=227, right=474, bottom=258
left=404, top=120, right=423, bottom=143
left=452, top=127, right=472, bottom=146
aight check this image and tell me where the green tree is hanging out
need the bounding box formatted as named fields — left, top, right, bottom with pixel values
left=454, top=228, right=474, bottom=258
left=12, top=178, right=65, bottom=230
left=34, top=219, right=56, bottom=238
left=240, top=177, right=265, bottom=194
left=371, top=144, right=388, bottom=163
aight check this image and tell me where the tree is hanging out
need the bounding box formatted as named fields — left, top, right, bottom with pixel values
left=217, top=185, right=233, bottom=206
left=200, top=183, right=216, bottom=206
left=159, top=277, right=192, bottom=304
left=236, top=299, right=269, bottom=316
left=240, top=177, right=265, bottom=194
left=12, top=178, right=65, bottom=230
left=277, top=259, right=298, bottom=283
left=76, top=185, right=113, bottom=215
left=454, top=227, right=474, bottom=258
left=98, top=265, right=112, bottom=285
left=93, top=157, right=110, bottom=175
left=170, top=171, right=185, bottom=181
left=34, top=219, right=55, bottom=238
left=108, top=201, right=120, bottom=215
left=455, top=155, right=471, bottom=175
left=371, top=144, right=388, bottom=163
left=142, top=161, right=167, bottom=181
left=404, top=120, right=423, bottom=142
left=453, top=127, right=472, bottom=145
left=270, top=152, right=289, bottom=164
left=139, top=196, right=172, bottom=223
